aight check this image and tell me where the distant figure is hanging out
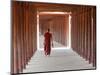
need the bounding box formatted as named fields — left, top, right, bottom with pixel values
left=44, top=28, right=53, bottom=56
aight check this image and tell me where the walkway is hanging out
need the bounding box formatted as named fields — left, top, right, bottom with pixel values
left=23, top=49, right=94, bottom=73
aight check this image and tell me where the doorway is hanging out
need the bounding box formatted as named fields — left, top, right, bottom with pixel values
left=37, top=11, right=71, bottom=50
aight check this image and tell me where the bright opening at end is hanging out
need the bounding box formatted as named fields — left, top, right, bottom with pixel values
left=39, top=11, right=71, bottom=15
left=37, top=11, right=72, bottom=50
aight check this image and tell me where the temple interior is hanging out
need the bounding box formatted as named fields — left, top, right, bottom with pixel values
left=11, top=1, right=96, bottom=74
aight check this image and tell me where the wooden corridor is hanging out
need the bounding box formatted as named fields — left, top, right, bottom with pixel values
left=11, top=1, right=96, bottom=74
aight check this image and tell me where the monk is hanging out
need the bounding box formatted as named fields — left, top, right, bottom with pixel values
left=44, top=29, right=53, bottom=56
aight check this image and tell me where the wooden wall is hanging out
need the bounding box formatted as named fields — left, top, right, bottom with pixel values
left=71, top=6, right=96, bottom=67
left=39, top=14, right=69, bottom=46
left=11, top=1, right=37, bottom=74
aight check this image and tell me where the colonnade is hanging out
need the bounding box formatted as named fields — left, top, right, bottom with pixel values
left=71, top=6, right=96, bottom=67
left=11, top=1, right=96, bottom=74
left=12, top=1, right=37, bottom=74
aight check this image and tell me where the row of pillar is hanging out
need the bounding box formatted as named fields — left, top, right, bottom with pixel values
left=71, top=6, right=96, bottom=67
left=52, top=15, right=68, bottom=46
left=12, top=1, right=37, bottom=74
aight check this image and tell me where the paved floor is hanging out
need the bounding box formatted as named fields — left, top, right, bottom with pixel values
left=22, top=34, right=94, bottom=73
left=22, top=49, right=94, bottom=73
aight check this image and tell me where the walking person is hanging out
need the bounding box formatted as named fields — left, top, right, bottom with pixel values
left=44, top=28, right=53, bottom=56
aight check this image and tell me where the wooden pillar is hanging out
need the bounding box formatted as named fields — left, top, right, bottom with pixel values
left=79, top=7, right=83, bottom=56
left=81, top=7, right=85, bottom=57
left=84, top=7, right=88, bottom=60
left=88, top=8, right=92, bottom=63
left=12, top=1, right=37, bottom=74
left=12, top=1, right=18, bottom=73
left=93, top=6, right=96, bottom=67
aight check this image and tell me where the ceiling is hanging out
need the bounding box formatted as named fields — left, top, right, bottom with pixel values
left=29, top=2, right=94, bottom=12
left=39, top=14, right=67, bottom=21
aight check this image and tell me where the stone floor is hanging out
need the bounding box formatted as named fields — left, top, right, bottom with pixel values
left=22, top=49, right=94, bottom=73
left=22, top=34, right=94, bottom=74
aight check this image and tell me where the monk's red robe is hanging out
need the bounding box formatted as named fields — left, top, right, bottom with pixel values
left=44, top=32, right=52, bottom=55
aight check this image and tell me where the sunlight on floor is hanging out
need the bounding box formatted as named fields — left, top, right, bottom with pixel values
left=23, top=49, right=94, bottom=73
